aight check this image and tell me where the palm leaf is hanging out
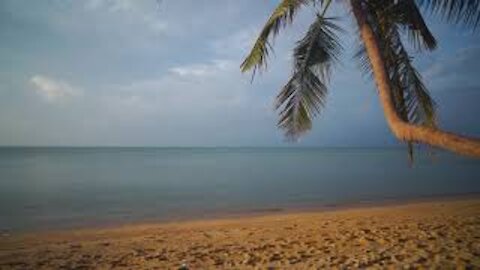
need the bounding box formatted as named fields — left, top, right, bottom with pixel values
left=417, top=0, right=480, bottom=29
left=355, top=1, right=437, bottom=160
left=396, top=0, right=437, bottom=50
left=276, top=16, right=342, bottom=139
left=367, top=0, right=437, bottom=50
left=240, top=0, right=328, bottom=76
left=359, top=0, right=437, bottom=127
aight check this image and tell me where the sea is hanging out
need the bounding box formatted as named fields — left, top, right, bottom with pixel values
left=1, top=147, right=479, bottom=232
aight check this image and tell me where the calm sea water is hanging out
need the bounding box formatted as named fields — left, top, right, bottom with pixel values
left=1, top=147, right=479, bottom=232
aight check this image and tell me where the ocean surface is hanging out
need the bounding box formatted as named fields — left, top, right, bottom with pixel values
left=1, top=147, right=480, bottom=232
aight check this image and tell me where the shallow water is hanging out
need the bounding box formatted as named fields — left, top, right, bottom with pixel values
left=1, top=147, right=479, bottom=232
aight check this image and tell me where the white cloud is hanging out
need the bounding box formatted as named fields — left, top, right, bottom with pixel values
left=83, top=0, right=168, bottom=36
left=84, top=0, right=104, bottom=10
left=143, top=16, right=168, bottom=34
left=424, top=46, right=480, bottom=92
left=85, top=0, right=136, bottom=12
left=211, top=28, right=259, bottom=57
left=30, top=75, right=82, bottom=103
left=169, top=59, right=234, bottom=77
left=96, top=57, right=257, bottom=125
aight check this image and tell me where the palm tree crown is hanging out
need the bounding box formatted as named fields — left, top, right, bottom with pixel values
left=241, top=0, right=480, bottom=159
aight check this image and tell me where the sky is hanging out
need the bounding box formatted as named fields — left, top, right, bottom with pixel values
left=0, top=0, right=479, bottom=147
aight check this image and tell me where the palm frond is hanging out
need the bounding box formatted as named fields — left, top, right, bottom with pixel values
left=276, top=16, right=342, bottom=139
left=354, top=44, right=374, bottom=78
left=386, top=32, right=437, bottom=127
left=355, top=1, right=437, bottom=159
left=417, top=0, right=480, bottom=29
left=396, top=0, right=437, bottom=50
left=390, top=75, right=416, bottom=164
left=240, top=0, right=333, bottom=77
left=359, top=0, right=437, bottom=127
left=240, top=0, right=310, bottom=75
left=367, top=0, right=437, bottom=50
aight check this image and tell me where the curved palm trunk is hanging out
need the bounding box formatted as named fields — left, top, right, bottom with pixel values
left=351, top=0, right=480, bottom=157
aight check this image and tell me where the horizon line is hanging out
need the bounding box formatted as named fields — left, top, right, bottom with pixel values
left=0, top=145, right=419, bottom=149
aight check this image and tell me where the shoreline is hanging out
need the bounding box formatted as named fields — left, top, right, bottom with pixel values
left=4, top=192, right=480, bottom=235
left=1, top=196, right=480, bottom=268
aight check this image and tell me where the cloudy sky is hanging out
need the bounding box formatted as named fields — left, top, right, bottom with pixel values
left=0, top=0, right=479, bottom=147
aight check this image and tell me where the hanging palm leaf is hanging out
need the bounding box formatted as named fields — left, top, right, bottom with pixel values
left=276, top=16, right=343, bottom=139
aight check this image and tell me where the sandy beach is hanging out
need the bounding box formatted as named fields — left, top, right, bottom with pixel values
left=1, top=198, right=479, bottom=269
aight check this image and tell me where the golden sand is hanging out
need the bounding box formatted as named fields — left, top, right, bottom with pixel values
left=1, top=198, right=479, bottom=269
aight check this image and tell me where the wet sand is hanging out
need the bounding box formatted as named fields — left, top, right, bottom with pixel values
left=1, top=198, right=479, bottom=269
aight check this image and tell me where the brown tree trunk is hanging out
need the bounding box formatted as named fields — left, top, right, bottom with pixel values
left=351, top=0, right=480, bottom=157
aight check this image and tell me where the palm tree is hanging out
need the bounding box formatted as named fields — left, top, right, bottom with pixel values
left=241, top=0, right=480, bottom=159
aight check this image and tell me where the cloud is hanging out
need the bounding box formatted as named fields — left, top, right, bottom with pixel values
left=211, top=28, right=259, bottom=58
left=85, top=0, right=136, bottom=12
left=419, top=46, right=480, bottom=134
left=83, top=0, right=168, bottom=35
left=143, top=17, right=168, bottom=33
left=30, top=75, right=82, bottom=103
left=424, top=46, right=480, bottom=92
left=6, top=0, right=479, bottom=146
left=169, top=60, right=234, bottom=77
left=114, top=59, right=248, bottom=111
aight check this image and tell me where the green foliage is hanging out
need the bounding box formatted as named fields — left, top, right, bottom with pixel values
left=240, top=0, right=312, bottom=76
left=417, top=0, right=480, bottom=29
left=356, top=0, right=439, bottom=160
left=393, top=0, right=437, bottom=50
left=241, top=0, right=477, bottom=152
left=240, top=0, right=332, bottom=77
left=276, top=16, right=342, bottom=139
left=364, top=0, right=437, bottom=126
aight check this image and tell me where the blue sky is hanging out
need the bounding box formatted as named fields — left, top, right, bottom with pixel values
left=0, top=0, right=479, bottom=146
